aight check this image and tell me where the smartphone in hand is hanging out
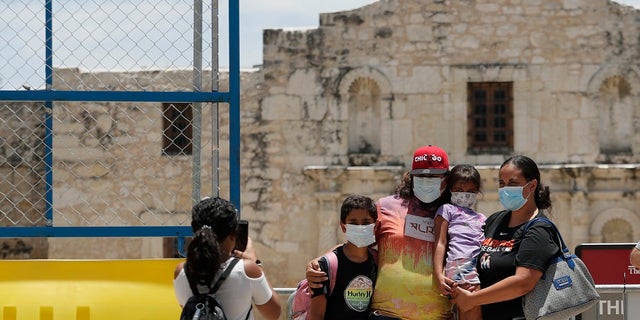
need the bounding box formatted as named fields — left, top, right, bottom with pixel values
left=235, top=220, right=249, bottom=252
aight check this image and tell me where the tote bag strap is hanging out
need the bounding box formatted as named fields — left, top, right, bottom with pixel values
left=523, top=217, right=576, bottom=269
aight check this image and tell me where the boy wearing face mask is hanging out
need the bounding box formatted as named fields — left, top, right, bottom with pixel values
left=309, top=194, right=378, bottom=320
left=434, top=164, right=485, bottom=320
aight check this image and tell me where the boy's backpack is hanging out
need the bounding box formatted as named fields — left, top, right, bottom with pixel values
left=287, top=247, right=378, bottom=320
left=288, top=251, right=339, bottom=320
left=180, top=258, right=251, bottom=320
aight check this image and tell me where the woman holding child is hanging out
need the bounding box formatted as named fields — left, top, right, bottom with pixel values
left=452, top=155, right=560, bottom=320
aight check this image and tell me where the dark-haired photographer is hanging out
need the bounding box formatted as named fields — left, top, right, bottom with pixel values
left=173, top=196, right=281, bottom=320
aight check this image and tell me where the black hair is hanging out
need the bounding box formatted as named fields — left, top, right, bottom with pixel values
left=447, top=164, right=482, bottom=192
left=340, top=194, right=377, bottom=223
left=185, top=196, right=239, bottom=291
left=501, top=155, right=552, bottom=211
left=395, top=171, right=451, bottom=207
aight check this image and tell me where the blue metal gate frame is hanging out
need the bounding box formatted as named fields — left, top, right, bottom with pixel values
left=0, top=0, right=241, bottom=239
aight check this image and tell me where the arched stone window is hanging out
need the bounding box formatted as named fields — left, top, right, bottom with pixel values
left=598, top=76, right=632, bottom=154
left=590, top=208, right=640, bottom=243
left=337, top=67, right=392, bottom=166
left=347, top=77, right=381, bottom=155
left=601, top=218, right=633, bottom=243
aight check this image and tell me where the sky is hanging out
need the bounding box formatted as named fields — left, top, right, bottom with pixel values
left=1, top=0, right=380, bottom=89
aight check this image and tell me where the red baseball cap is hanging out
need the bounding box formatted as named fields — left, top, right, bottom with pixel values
left=410, top=145, right=449, bottom=175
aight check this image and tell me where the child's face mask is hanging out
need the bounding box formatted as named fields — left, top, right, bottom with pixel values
left=345, top=223, right=376, bottom=248
left=450, top=191, right=478, bottom=208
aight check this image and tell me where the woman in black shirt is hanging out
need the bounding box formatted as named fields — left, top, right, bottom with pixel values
left=451, top=155, right=560, bottom=320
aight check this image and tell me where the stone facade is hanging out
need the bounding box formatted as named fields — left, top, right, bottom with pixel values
left=1, top=0, right=640, bottom=292
left=252, top=0, right=640, bottom=286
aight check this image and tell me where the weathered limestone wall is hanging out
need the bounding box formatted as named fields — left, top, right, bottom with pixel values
left=253, top=0, right=640, bottom=285
left=262, top=0, right=640, bottom=164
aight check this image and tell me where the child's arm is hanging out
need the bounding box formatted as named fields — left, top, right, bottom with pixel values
left=309, top=292, right=327, bottom=320
left=309, top=258, right=329, bottom=320
left=434, top=215, right=452, bottom=296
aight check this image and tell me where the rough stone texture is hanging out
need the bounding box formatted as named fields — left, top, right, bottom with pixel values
left=2, top=1, right=640, bottom=292
left=255, top=0, right=640, bottom=285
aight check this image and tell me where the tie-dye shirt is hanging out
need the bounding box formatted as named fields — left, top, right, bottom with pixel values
left=371, top=195, right=452, bottom=320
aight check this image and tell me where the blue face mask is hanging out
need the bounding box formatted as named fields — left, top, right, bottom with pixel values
left=498, top=182, right=531, bottom=211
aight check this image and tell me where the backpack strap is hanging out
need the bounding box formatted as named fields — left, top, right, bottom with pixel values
left=210, top=258, right=252, bottom=320
left=324, top=248, right=378, bottom=294
left=209, top=257, right=241, bottom=294
left=185, top=257, right=242, bottom=295
left=324, top=251, right=338, bottom=295
left=243, top=305, right=253, bottom=320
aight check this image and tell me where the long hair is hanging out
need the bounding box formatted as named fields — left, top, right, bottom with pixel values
left=501, top=155, right=552, bottom=211
left=185, top=196, right=239, bottom=292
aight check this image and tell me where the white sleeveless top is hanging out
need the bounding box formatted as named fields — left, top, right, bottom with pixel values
left=173, top=258, right=272, bottom=320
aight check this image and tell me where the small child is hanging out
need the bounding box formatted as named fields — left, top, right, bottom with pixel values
left=310, top=194, right=378, bottom=320
left=434, top=164, right=485, bottom=320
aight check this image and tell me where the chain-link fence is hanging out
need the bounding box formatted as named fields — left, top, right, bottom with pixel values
left=2, top=0, right=232, bottom=91
left=0, top=0, right=241, bottom=243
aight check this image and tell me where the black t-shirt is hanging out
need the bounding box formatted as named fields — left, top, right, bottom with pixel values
left=318, top=245, right=377, bottom=320
left=476, top=210, right=559, bottom=320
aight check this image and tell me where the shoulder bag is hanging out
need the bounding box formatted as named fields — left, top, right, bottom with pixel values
left=521, top=217, right=600, bottom=320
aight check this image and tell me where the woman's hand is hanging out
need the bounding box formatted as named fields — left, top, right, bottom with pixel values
left=451, top=285, right=475, bottom=312
left=233, top=237, right=257, bottom=261
left=305, top=258, right=326, bottom=289
left=459, top=283, right=479, bottom=292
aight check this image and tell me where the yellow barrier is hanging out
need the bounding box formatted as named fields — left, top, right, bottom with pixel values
left=0, top=259, right=184, bottom=320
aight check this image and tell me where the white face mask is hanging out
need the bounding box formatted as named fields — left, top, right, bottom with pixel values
left=345, top=224, right=376, bottom=248
left=450, top=191, right=478, bottom=209
left=413, top=177, right=443, bottom=204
